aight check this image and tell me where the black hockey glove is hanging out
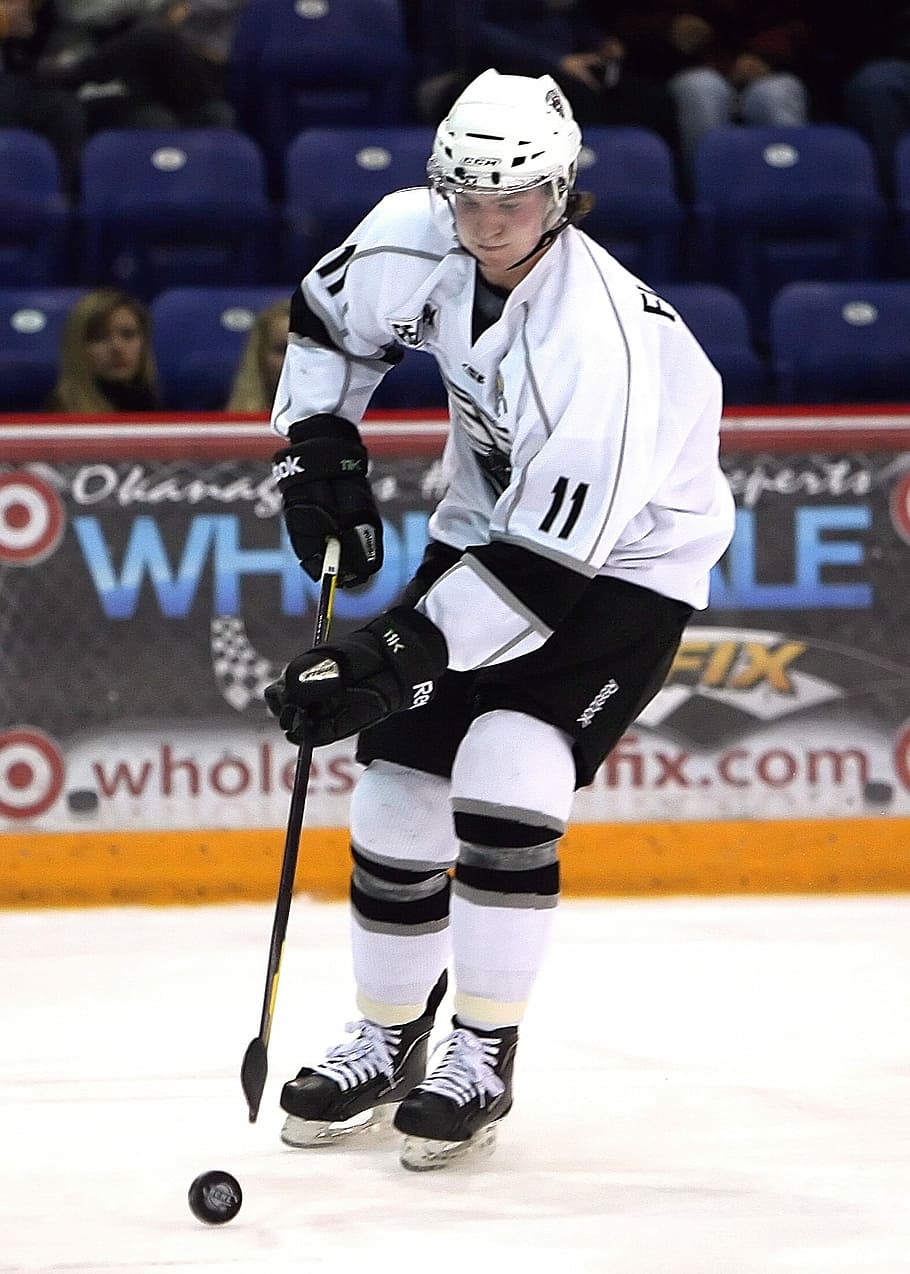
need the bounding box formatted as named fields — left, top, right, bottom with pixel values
left=272, top=414, right=383, bottom=588
left=264, top=606, right=448, bottom=746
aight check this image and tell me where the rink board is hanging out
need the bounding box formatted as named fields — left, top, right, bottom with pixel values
left=2, top=818, right=909, bottom=907
left=2, top=408, right=910, bottom=905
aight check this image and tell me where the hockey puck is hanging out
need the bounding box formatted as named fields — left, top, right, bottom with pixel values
left=187, top=1170, right=242, bottom=1225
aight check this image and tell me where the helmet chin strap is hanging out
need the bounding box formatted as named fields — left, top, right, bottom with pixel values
left=506, top=212, right=571, bottom=272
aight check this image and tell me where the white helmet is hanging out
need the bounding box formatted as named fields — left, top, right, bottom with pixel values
left=427, top=68, right=582, bottom=218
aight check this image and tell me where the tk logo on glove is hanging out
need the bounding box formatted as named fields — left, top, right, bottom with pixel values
left=382, top=627, right=405, bottom=654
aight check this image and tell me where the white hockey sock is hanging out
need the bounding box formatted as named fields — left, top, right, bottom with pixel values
left=449, top=711, right=576, bottom=1030
left=348, top=761, right=456, bottom=1026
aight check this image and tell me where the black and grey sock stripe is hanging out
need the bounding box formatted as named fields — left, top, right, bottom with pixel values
left=350, top=843, right=452, bottom=933
left=452, top=808, right=561, bottom=908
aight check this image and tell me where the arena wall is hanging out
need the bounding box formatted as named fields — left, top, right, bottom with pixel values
left=1, top=408, right=908, bottom=904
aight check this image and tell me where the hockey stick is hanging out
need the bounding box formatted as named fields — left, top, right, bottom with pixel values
left=241, top=535, right=341, bottom=1123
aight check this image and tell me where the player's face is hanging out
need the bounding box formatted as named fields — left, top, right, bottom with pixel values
left=85, top=306, right=145, bottom=382
left=452, top=187, right=551, bottom=288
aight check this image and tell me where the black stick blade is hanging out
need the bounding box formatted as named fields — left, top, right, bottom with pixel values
left=241, top=1037, right=268, bottom=1123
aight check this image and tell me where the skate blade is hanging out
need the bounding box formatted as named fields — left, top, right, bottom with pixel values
left=281, top=1102, right=396, bottom=1148
left=399, top=1122, right=499, bottom=1171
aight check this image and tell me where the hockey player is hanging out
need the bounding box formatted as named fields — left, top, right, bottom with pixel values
left=264, top=68, right=735, bottom=1170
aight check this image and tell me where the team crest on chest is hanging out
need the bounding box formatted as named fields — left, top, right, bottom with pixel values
left=391, top=303, right=436, bottom=348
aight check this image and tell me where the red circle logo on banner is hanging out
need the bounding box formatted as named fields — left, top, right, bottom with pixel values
left=890, top=471, right=910, bottom=546
left=0, top=471, right=66, bottom=565
left=0, top=728, right=65, bottom=820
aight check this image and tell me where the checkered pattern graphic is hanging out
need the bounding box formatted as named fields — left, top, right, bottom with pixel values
left=210, top=615, right=282, bottom=713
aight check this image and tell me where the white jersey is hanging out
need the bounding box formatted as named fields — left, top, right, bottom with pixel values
left=272, top=187, right=735, bottom=672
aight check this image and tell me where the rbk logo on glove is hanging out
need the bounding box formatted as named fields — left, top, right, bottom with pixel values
left=273, top=414, right=384, bottom=589
left=272, top=455, right=303, bottom=482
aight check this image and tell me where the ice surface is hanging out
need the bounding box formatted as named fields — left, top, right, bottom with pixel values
left=1, top=894, right=909, bottom=1273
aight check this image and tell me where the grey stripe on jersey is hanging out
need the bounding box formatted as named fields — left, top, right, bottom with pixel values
left=519, top=303, right=554, bottom=439
left=459, top=553, right=552, bottom=642
left=495, top=305, right=553, bottom=532
left=348, top=244, right=453, bottom=267
left=478, top=626, right=537, bottom=667
left=300, top=281, right=395, bottom=366
left=577, top=236, right=633, bottom=570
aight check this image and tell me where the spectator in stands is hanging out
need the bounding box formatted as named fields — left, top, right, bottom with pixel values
left=415, top=1, right=678, bottom=149
left=46, top=289, right=160, bottom=411
left=840, top=3, right=910, bottom=195
left=36, top=0, right=235, bottom=130
left=0, top=0, right=85, bottom=193
left=635, top=3, right=814, bottom=185
left=225, top=298, right=289, bottom=412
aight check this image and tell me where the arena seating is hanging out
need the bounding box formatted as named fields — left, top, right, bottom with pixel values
left=0, top=130, right=70, bottom=287
left=769, top=280, right=910, bottom=403
left=80, top=130, right=274, bottom=299
left=0, top=286, right=86, bottom=410
left=228, top=0, right=413, bottom=187
left=693, top=125, right=888, bottom=339
left=4, top=97, right=910, bottom=408
left=577, top=126, right=685, bottom=283
left=150, top=286, right=289, bottom=409
left=284, top=126, right=433, bottom=276
left=658, top=283, right=771, bottom=405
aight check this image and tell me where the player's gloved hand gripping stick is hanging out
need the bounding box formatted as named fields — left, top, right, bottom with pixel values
left=240, top=536, right=340, bottom=1123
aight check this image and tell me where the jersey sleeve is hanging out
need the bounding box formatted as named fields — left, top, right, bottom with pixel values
left=270, top=195, right=428, bottom=437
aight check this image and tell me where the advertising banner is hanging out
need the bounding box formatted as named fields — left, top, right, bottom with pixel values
left=1, top=411, right=909, bottom=899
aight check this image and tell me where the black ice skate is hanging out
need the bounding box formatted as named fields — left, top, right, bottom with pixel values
left=279, top=972, right=447, bottom=1147
left=393, top=1019, right=518, bottom=1170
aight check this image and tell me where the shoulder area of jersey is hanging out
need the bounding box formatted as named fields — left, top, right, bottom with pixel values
left=357, top=186, right=458, bottom=255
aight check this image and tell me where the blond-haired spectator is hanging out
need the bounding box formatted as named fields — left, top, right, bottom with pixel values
left=46, top=288, right=160, bottom=411
left=225, top=298, right=289, bottom=412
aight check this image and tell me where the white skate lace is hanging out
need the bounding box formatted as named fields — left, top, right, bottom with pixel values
left=313, top=1020, right=402, bottom=1092
left=417, top=1029, right=505, bottom=1108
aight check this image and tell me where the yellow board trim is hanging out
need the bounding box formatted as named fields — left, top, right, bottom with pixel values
left=1, top=819, right=908, bottom=907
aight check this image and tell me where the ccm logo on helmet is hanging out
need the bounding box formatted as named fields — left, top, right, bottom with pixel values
left=463, top=156, right=498, bottom=165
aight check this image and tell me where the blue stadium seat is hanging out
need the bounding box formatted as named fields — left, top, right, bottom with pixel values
left=0, top=130, right=70, bottom=286
left=80, top=130, right=274, bottom=299
left=285, top=126, right=433, bottom=276
left=895, top=134, right=910, bottom=274
left=576, top=127, right=685, bottom=283
left=369, top=351, right=447, bottom=410
left=0, top=287, right=85, bottom=410
left=769, top=281, right=910, bottom=403
left=658, top=283, right=771, bottom=404
left=693, top=126, right=887, bottom=338
left=229, top=0, right=412, bottom=185
left=151, top=287, right=289, bottom=409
